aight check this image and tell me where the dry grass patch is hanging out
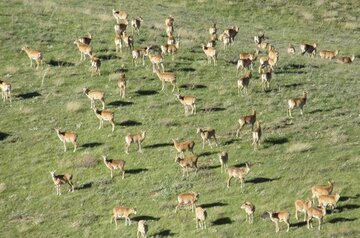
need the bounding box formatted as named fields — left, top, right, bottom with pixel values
left=66, top=101, right=82, bottom=113
left=75, top=154, right=99, bottom=168
left=344, top=22, right=360, bottom=30
left=286, top=142, right=313, bottom=153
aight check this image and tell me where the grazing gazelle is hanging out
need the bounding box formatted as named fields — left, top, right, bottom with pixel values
left=236, top=109, right=256, bottom=137
left=175, top=192, right=199, bottom=212
left=54, top=128, right=78, bottom=152
left=49, top=170, right=74, bottom=195
left=102, top=155, right=125, bottom=179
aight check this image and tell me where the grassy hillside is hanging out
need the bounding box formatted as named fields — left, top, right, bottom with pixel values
left=0, top=0, right=359, bottom=237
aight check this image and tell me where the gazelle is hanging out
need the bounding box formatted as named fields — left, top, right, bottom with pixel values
left=146, top=51, right=165, bottom=73
left=93, top=108, right=115, bottom=132
left=318, top=193, right=340, bottom=211
left=131, top=16, right=143, bottom=35
left=161, top=41, right=180, bottom=61
left=175, top=94, right=196, bottom=115
left=49, top=170, right=74, bottom=195
left=267, top=211, right=290, bottom=233
left=112, top=9, right=128, bottom=23
left=311, top=180, right=335, bottom=204
left=137, top=220, right=148, bottom=238
left=172, top=139, right=195, bottom=158
left=287, top=91, right=307, bottom=118
left=261, top=68, right=272, bottom=91
left=253, top=32, right=265, bottom=44
left=21, top=46, right=43, bottom=69
left=295, top=199, right=312, bottom=221
left=237, top=71, right=252, bottom=95
left=236, top=58, right=253, bottom=74
left=175, top=155, right=198, bottom=177
left=224, top=26, right=239, bottom=44
left=175, top=192, right=199, bottom=212
left=0, top=80, right=11, bottom=103
left=114, top=33, right=123, bottom=53
left=300, top=43, right=317, bottom=57
left=227, top=162, right=251, bottom=189
left=319, top=50, right=339, bottom=59
left=195, top=206, right=207, bottom=229
left=83, top=88, right=105, bottom=110
left=78, top=32, right=92, bottom=45
left=154, top=69, right=178, bottom=92
left=125, top=131, right=146, bottom=154
left=102, top=155, right=125, bottom=179
left=287, top=44, right=296, bottom=54
left=54, top=128, right=78, bottom=152
left=252, top=121, right=262, bottom=151
left=117, top=73, right=126, bottom=98
left=241, top=202, right=255, bottom=224
left=90, top=55, right=101, bottom=77
left=218, top=151, right=228, bottom=173
left=112, top=206, right=137, bottom=227
left=209, top=23, right=217, bottom=36
left=73, top=40, right=92, bottom=61
left=236, top=109, right=256, bottom=137
left=196, top=128, right=218, bottom=148
left=132, top=47, right=147, bottom=66
left=337, top=55, right=355, bottom=64
left=306, top=206, right=326, bottom=230
left=201, top=44, right=217, bottom=65
left=122, top=31, right=134, bottom=50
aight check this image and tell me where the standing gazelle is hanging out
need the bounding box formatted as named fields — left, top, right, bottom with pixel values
left=102, top=155, right=125, bottom=179
left=54, top=128, right=78, bottom=152
left=93, top=108, right=115, bottom=132
left=0, top=80, right=11, bottom=103
left=175, top=94, right=196, bottom=115
left=267, top=210, right=290, bottom=233
left=125, top=131, right=146, bottom=154
left=83, top=88, right=105, bottom=110
left=241, top=202, right=255, bottom=224
left=21, top=46, right=43, bottom=69
left=287, top=91, right=307, bottom=118
left=196, top=128, right=218, bottom=148
left=218, top=151, right=229, bottom=173
left=49, top=171, right=74, bottom=195
left=201, top=44, right=217, bottom=65
left=236, top=109, right=256, bottom=137
left=252, top=121, right=262, bottom=150
left=227, top=163, right=251, bottom=189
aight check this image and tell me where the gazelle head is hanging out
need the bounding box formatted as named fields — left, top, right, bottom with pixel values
left=50, top=170, right=56, bottom=177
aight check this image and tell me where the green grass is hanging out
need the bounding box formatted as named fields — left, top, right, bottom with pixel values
left=1, top=0, right=360, bottom=237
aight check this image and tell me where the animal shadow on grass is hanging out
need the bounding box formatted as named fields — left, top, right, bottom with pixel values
left=203, top=165, right=221, bottom=170
left=178, top=67, right=196, bottom=72
left=47, top=59, right=75, bottom=67
left=118, top=120, right=142, bottom=127
left=200, top=202, right=227, bottom=209
left=264, top=137, right=289, bottom=145
left=152, top=229, right=176, bottom=237
left=133, top=215, right=160, bottom=222
left=339, top=194, right=360, bottom=202
left=223, top=138, right=238, bottom=146
left=17, top=91, right=41, bottom=99
left=81, top=142, right=103, bottom=148
left=135, top=90, right=158, bottom=96
left=75, top=182, right=93, bottom=190
left=108, top=100, right=133, bottom=107
left=179, top=83, right=206, bottom=90
left=336, top=204, right=360, bottom=213
left=328, top=217, right=357, bottom=224
left=143, top=142, right=172, bottom=149
left=291, top=221, right=307, bottom=228
left=282, top=83, right=303, bottom=89
left=114, top=68, right=127, bottom=73
left=247, top=177, right=281, bottom=184
left=211, top=217, right=233, bottom=226
left=198, top=151, right=218, bottom=157
left=97, top=54, right=118, bottom=61
left=0, top=132, right=10, bottom=141
left=200, top=107, right=226, bottom=113
left=126, top=168, right=148, bottom=174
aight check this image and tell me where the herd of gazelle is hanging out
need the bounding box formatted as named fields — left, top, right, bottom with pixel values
left=15, top=8, right=351, bottom=235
